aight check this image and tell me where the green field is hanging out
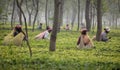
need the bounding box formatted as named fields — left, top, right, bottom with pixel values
left=0, top=28, right=120, bottom=70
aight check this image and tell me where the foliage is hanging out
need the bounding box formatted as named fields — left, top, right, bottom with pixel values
left=91, top=0, right=109, bottom=15
left=0, top=26, right=120, bottom=70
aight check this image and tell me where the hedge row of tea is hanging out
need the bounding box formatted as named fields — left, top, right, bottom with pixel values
left=0, top=29, right=120, bottom=70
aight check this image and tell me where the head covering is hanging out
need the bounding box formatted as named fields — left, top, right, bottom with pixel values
left=14, top=24, right=22, bottom=32
left=80, top=28, right=87, bottom=35
left=81, top=28, right=87, bottom=32
left=15, top=24, right=22, bottom=28
left=46, top=26, right=51, bottom=30
left=48, top=28, right=52, bottom=33
left=104, top=27, right=110, bottom=32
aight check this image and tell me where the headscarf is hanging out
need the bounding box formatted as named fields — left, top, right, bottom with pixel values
left=104, top=27, right=110, bottom=32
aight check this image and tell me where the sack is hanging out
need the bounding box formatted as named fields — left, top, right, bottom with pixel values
left=3, top=32, right=24, bottom=46
left=12, top=32, right=24, bottom=46
left=77, top=36, right=85, bottom=48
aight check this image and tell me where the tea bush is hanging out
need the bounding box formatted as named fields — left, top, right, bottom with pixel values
left=0, top=29, right=120, bottom=70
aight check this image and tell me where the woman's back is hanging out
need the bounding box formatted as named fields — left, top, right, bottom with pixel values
left=83, top=35, right=90, bottom=45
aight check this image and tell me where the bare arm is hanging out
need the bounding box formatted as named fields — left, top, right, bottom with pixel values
left=77, top=36, right=81, bottom=45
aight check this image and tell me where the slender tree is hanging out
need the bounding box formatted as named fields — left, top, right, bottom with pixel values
left=11, top=0, right=15, bottom=29
left=25, top=0, right=34, bottom=26
left=85, top=0, right=91, bottom=31
left=96, top=0, right=102, bottom=41
left=71, top=0, right=77, bottom=30
left=49, top=0, right=62, bottom=51
left=16, top=0, right=32, bottom=57
left=77, top=0, right=80, bottom=31
left=58, top=0, right=64, bottom=32
left=4, top=0, right=10, bottom=25
left=118, top=0, right=120, bottom=13
left=18, top=0, right=23, bottom=25
left=57, top=0, right=64, bottom=32
left=91, top=4, right=96, bottom=32
left=32, top=0, right=39, bottom=31
left=45, top=0, right=48, bottom=28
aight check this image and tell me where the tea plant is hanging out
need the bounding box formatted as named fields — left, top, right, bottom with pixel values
left=0, top=29, right=120, bottom=70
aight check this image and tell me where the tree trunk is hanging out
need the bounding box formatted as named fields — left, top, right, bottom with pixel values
left=89, top=3, right=92, bottom=29
left=109, top=15, right=112, bottom=27
left=32, top=0, right=39, bottom=31
left=19, top=11, right=22, bottom=25
left=45, top=0, right=48, bottom=28
left=28, top=13, right=32, bottom=26
left=16, top=0, right=32, bottom=57
left=11, top=0, right=15, bottom=29
left=85, top=0, right=91, bottom=31
left=47, top=9, right=50, bottom=25
left=71, top=7, right=77, bottom=30
left=118, top=0, right=120, bottom=13
left=96, top=0, right=102, bottom=41
left=49, top=0, right=62, bottom=51
left=57, top=0, right=64, bottom=32
left=80, top=8, right=83, bottom=27
left=25, top=0, right=34, bottom=26
left=66, top=12, right=69, bottom=24
left=19, top=0, right=23, bottom=25
left=92, top=6, right=95, bottom=32
left=115, top=16, right=118, bottom=29
left=4, top=0, right=9, bottom=25
left=77, top=0, right=80, bottom=31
